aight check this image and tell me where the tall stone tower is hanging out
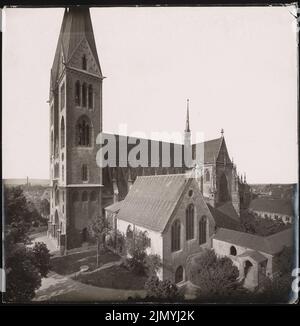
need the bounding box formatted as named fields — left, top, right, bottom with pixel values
left=48, top=7, right=103, bottom=251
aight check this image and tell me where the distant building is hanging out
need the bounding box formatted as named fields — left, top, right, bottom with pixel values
left=213, top=228, right=293, bottom=289
left=249, top=198, right=293, bottom=224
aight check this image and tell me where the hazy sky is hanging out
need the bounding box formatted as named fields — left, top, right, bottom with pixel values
left=2, top=6, right=298, bottom=183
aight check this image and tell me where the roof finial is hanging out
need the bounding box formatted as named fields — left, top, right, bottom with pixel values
left=221, top=128, right=224, bottom=137
left=185, top=99, right=190, bottom=133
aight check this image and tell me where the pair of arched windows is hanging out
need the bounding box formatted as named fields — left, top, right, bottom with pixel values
left=75, top=81, right=94, bottom=109
left=171, top=212, right=207, bottom=252
left=77, top=116, right=92, bottom=146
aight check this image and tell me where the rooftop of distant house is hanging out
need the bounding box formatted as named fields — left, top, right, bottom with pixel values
left=249, top=198, right=294, bottom=216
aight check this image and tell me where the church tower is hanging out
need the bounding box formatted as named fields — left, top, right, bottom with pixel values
left=48, top=7, right=103, bottom=252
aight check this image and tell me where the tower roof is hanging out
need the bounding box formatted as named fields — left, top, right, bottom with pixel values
left=185, top=99, right=190, bottom=132
left=51, top=7, right=101, bottom=87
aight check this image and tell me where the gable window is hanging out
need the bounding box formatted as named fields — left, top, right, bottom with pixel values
left=75, top=81, right=81, bottom=105
left=82, top=83, right=87, bottom=107
left=171, top=219, right=181, bottom=252
left=205, top=169, right=210, bottom=182
left=60, top=82, right=65, bottom=110
left=88, top=85, right=93, bottom=109
left=82, top=55, right=87, bottom=70
left=199, top=216, right=207, bottom=245
left=82, top=164, right=88, bottom=181
left=186, top=204, right=194, bottom=240
left=76, top=116, right=91, bottom=147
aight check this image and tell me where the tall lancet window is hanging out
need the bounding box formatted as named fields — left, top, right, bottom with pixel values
left=171, top=219, right=181, bottom=252
left=205, top=169, right=210, bottom=182
left=60, top=117, right=65, bottom=149
left=76, top=116, right=91, bottom=147
left=186, top=204, right=194, bottom=240
left=82, top=83, right=87, bottom=107
left=75, top=81, right=81, bottom=106
left=82, top=164, right=88, bottom=181
left=199, top=216, right=207, bottom=245
left=82, top=55, right=87, bottom=70
left=88, top=85, right=93, bottom=109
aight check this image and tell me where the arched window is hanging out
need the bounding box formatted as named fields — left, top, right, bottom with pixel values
left=60, top=117, right=65, bottom=149
left=82, top=164, right=88, bottom=181
left=90, top=191, right=97, bottom=201
left=126, top=225, right=133, bottom=239
left=230, top=246, right=237, bottom=256
left=75, top=81, right=81, bottom=105
left=186, top=204, right=194, bottom=240
left=82, top=83, right=87, bottom=107
left=60, top=82, right=65, bottom=110
left=62, top=165, right=64, bottom=181
left=175, top=266, right=184, bottom=283
left=82, top=191, right=88, bottom=202
left=72, top=191, right=79, bottom=202
left=171, top=219, right=181, bottom=252
left=205, top=169, right=210, bottom=182
left=51, top=131, right=54, bottom=155
left=199, top=216, right=207, bottom=245
left=88, top=85, right=93, bottom=109
left=82, top=55, right=87, bottom=70
left=55, top=186, right=59, bottom=205
left=76, top=116, right=92, bottom=146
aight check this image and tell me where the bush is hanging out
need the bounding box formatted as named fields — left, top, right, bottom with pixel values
left=144, top=275, right=183, bottom=301
left=189, top=249, right=243, bottom=301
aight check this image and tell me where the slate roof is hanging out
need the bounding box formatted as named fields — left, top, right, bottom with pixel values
left=238, top=250, right=267, bottom=263
left=207, top=204, right=241, bottom=231
left=214, top=228, right=293, bottom=255
left=116, top=174, right=191, bottom=233
left=192, top=137, right=223, bottom=164
left=105, top=200, right=124, bottom=213
left=249, top=198, right=293, bottom=216
left=51, top=7, right=101, bottom=86
left=217, top=202, right=240, bottom=221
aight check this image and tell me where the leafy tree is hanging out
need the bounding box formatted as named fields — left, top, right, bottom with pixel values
left=4, top=242, right=51, bottom=302
left=240, top=210, right=289, bottom=236
left=144, top=275, right=182, bottom=301
left=88, top=215, right=111, bottom=267
left=189, top=249, right=243, bottom=301
left=144, top=254, right=162, bottom=277
left=125, top=229, right=150, bottom=275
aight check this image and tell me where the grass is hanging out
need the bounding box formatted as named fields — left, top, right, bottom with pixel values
left=75, top=265, right=147, bottom=290
left=51, top=248, right=120, bottom=275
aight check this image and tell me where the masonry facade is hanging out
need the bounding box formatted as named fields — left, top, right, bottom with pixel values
left=48, top=7, right=250, bottom=252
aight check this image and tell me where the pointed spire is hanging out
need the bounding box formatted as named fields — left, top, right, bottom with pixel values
left=185, top=99, right=190, bottom=133
left=221, top=128, right=224, bottom=137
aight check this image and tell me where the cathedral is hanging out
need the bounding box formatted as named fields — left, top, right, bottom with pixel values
left=48, top=7, right=251, bottom=252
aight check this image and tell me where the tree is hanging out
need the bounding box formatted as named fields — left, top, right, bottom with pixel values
left=144, top=275, right=182, bottom=302
left=88, top=215, right=111, bottom=267
left=4, top=242, right=51, bottom=302
left=189, top=249, right=244, bottom=301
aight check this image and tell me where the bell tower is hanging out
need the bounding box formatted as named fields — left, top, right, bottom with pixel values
left=48, top=7, right=103, bottom=252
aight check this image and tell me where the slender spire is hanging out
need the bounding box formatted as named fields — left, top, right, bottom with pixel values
left=185, top=99, right=190, bottom=133
left=221, top=128, right=224, bottom=137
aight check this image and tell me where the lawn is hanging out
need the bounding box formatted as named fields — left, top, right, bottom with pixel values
left=51, top=249, right=120, bottom=275
left=74, top=265, right=148, bottom=290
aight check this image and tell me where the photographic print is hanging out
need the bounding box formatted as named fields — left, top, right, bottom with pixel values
left=1, top=5, right=299, bottom=305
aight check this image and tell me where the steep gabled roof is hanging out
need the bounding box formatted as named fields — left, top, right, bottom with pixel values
left=192, top=137, right=224, bottom=164
left=207, top=204, right=241, bottom=231
left=51, top=7, right=101, bottom=86
left=214, top=228, right=293, bottom=255
left=249, top=198, right=293, bottom=216
left=116, top=174, right=191, bottom=233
